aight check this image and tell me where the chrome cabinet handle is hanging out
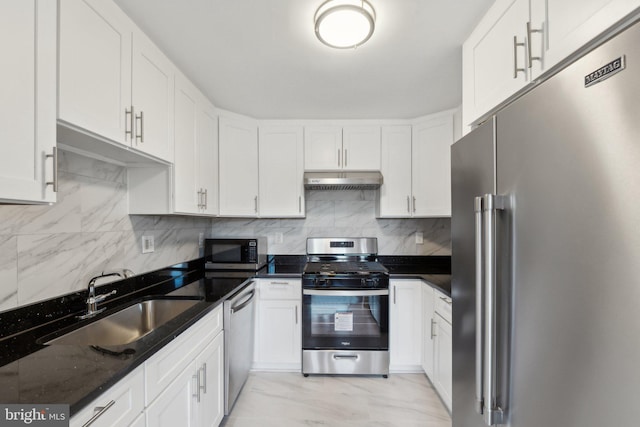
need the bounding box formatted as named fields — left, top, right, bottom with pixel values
left=413, top=196, right=417, bottom=213
left=344, top=149, right=348, bottom=167
left=481, top=194, right=505, bottom=426
left=338, top=148, right=341, bottom=167
left=430, top=318, right=437, bottom=339
left=440, top=296, right=452, bottom=305
left=526, top=22, right=543, bottom=68
left=82, top=400, right=115, bottom=427
left=125, top=107, right=134, bottom=141
left=200, top=363, right=207, bottom=394
left=193, top=373, right=200, bottom=402
left=45, top=147, right=58, bottom=192
left=393, top=285, right=397, bottom=304
left=135, top=111, right=144, bottom=143
left=513, top=36, right=526, bottom=79
left=295, top=305, right=298, bottom=324
left=197, top=189, right=202, bottom=209
left=204, top=189, right=208, bottom=210
left=254, top=196, right=258, bottom=213
left=299, top=195, right=302, bottom=213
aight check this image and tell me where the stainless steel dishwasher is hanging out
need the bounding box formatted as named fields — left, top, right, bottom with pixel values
left=223, top=280, right=256, bottom=415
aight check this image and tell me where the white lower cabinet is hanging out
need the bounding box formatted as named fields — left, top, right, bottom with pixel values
left=422, top=285, right=435, bottom=379
left=253, top=279, right=301, bottom=371
left=146, top=332, right=224, bottom=427
left=69, top=366, right=145, bottom=427
left=389, top=280, right=423, bottom=371
left=431, top=289, right=453, bottom=412
left=72, top=305, right=224, bottom=427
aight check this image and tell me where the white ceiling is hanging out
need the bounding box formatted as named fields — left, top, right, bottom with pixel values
left=114, top=0, right=494, bottom=120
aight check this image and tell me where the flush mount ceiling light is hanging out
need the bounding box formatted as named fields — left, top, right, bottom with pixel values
left=314, top=0, right=376, bottom=49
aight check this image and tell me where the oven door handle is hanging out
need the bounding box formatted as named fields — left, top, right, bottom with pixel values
left=303, top=289, right=389, bottom=297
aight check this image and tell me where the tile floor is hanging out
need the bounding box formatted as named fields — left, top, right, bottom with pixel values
left=221, top=372, right=452, bottom=427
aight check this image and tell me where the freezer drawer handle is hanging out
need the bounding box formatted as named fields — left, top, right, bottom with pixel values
left=474, top=196, right=484, bottom=415
left=479, top=194, right=506, bottom=426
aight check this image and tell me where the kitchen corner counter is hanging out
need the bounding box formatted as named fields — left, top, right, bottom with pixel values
left=0, top=259, right=250, bottom=416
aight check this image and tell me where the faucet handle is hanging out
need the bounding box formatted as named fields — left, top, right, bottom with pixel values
left=93, top=289, right=117, bottom=303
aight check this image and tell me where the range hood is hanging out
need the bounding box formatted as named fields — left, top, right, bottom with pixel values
left=303, top=171, right=383, bottom=190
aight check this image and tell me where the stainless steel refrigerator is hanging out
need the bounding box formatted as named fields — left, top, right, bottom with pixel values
left=451, top=18, right=640, bottom=427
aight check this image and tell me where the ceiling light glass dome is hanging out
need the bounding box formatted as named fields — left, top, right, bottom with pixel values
left=314, top=0, right=376, bottom=49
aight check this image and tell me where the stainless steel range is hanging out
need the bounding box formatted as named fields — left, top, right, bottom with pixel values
left=302, top=237, right=389, bottom=377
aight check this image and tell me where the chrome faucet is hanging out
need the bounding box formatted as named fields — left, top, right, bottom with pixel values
left=78, top=272, right=121, bottom=319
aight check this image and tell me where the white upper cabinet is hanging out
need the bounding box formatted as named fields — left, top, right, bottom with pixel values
left=463, top=0, right=531, bottom=127
left=412, top=116, right=454, bottom=217
left=258, top=125, right=305, bottom=217
left=303, top=126, right=342, bottom=170
left=378, top=115, right=453, bottom=218
left=58, top=0, right=174, bottom=162
left=130, top=29, right=175, bottom=162
left=173, top=72, right=218, bottom=215
left=304, top=125, right=381, bottom=171
left=342, top=126, right=381, bottom=170
left=377, top=126, right=413, bottom=217
left=463, top=0, right=640, bottom=127
left=219, top=115, right=259, bottom=216
left=530, top=0, right=640, bottom=78
left=0, top=0, right=57, bottom=204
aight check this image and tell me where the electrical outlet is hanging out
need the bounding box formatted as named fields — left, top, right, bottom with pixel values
left=142, top=235, right=155, bottom=253
left=275, top=232, right=284, bottom=244
left=198, top=232, right=205, bottom=248
left=415, top=231, right=424, bottom=245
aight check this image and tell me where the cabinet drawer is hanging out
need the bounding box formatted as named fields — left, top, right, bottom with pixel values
left=434, top=292, right=452, bottom=324
left=145, top=304, right=222, bottom=405
left=70, top=366, right=144, bottom=427
left=258, top=279, right=301, bottom=300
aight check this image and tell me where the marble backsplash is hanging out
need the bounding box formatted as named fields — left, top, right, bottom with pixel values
left=212, top=190, right=451, bottom=256
left=0, top=150, right=212, bottom=312
left=0, top=151, right=451, bottom=313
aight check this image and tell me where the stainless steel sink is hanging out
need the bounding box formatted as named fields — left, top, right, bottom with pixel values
left=44, top=299, right=200, bottom=346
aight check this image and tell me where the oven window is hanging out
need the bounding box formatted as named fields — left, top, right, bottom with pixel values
left=303, top=293, right=389, bottom=350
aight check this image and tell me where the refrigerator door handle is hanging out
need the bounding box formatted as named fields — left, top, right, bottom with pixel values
left=474, top=196, right=485, bottom=415
left=482, top=194, right=506, bottom=426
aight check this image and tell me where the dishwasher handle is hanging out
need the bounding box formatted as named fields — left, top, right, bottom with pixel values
left=230, top=289, right=256, bottom=314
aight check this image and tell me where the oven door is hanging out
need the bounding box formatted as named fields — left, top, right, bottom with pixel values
left=302, top=288, right=389, bottom=350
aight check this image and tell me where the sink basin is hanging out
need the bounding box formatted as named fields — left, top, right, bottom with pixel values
left=44, top=299, right=200, bottom=346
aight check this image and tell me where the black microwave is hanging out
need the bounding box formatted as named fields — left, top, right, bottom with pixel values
left=204, top=238, right=267, bottom=270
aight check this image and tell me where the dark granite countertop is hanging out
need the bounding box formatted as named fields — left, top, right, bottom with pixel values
left=0, top=254, right=451, bottom=415
left=0, top=259, right=251, bottom=415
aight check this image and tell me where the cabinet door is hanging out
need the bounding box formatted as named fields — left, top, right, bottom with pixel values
left=304, top=126, right=342, bottom=170
left=255, top=300, right=301, bottom=368
left=198, top=100, right=219, bottom=216
left=219, top=116, right=258, bottom=216
left=173, top=73, right=199, bottom=214
left=70, top=367, right=144, bottom=427
left=462, top=0, right=530, bottom=126
left=259, top=125, right=304, bottom=217
left=196, top=331, right=224, bottom=427
left=411, top=116, right=454, bottom=217
left=434, top=314, right=453, bottom=411
left=0, top=0, right=56, bottom=204
left=146, top=364, right=198, bottom=427
left=131, top=30, right=175, bottom=162
left=58, top=0, right=131, bottom=145
left=422, top=285, right=435, bottom=380
left=389, top=280, right=423, bottom=371
left=342, top=126, right=381, bottom=170
left=377, top=126, right=412, bottom=217
left=530, top=0, right=640, bottom=78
